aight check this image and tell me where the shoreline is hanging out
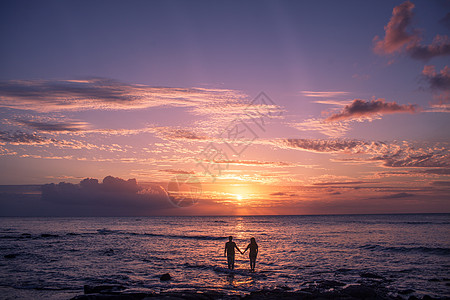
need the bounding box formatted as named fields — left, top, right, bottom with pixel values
left=69, top=278, right=450, bottom=300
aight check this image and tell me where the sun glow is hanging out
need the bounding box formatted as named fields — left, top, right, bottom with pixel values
left=236, top=194, right=243, bottom=201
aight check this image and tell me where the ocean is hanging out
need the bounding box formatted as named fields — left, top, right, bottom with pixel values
left=0, top=214, right=449, bottom=299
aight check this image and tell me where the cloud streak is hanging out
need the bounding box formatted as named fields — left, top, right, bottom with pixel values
left=301, top=91, right=350, bottom=98
left=0, top=78, right=247, bottom=112
left=17, top=119, right=91, bottom=132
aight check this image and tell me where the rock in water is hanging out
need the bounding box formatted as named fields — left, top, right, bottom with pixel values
left=160, top=273, right=171, bottom=281
left=83, top=285, right=125, bottom=294
left=343, top=285, right=377, bottom=298
left=4, top=254, right=18, bottom=259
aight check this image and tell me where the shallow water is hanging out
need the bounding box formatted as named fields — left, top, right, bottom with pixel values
left=0, top=214, right=449, bottom=299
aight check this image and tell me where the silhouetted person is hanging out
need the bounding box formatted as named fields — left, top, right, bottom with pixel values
left=224, top=236, right=242, bottom=270
left=243, top=237, right=258, bottom=272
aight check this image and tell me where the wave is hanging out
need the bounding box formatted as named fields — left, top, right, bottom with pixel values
left=142, top=232, right=226, bottom=241
left=96, top=228, right=225, bottom=241
left=360, top=244, right=450, bottom=256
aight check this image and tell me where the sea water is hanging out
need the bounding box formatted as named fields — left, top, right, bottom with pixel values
left=0, top=214, right=449, bottom=299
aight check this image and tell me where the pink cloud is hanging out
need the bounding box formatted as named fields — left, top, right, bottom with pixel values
left=373, top=1, right=417, bottom=55
left=374, top=1, right=450, bottom=60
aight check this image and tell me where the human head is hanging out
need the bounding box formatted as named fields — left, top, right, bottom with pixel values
left=229, top=236, right=233, bottom=241
left=250, top=237, right=256, bottom=244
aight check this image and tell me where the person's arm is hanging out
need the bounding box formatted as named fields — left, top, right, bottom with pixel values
left=243, top=244, right=249, bottom=254
left=224, top=244, right=227, bottom=257
left=235, top=244, right=243, bottom=254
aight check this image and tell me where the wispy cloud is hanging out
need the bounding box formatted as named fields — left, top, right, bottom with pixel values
left=301, top=91, right=350, bottom=98
left=325, top=98, right=418, bottom=122
left=291, top=118, right=351, bottom=137
left=203, top=159, right=291, bottom=167
left=0, top=78, right=247, bottom=112
left=374, top=1, right=450, bottom=60
left=17, top=119, right=91, bottom=132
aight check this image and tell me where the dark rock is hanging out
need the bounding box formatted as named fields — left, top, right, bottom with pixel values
left=41, top=233, right=59, bottom=238
left=318, top=280, right=346, bottom=289
left=4, top=254, right=18, bottom=259
left=428, top=278, right=440, bottom=282
left=399, top=289, right=415, bottom=295
left=160, top=273, right=171, bottom=281
left=336, top=268, right=353, bottom=272
left=103, top=249, right=114, bottom=256
left=83, top=285, right=126, bottom=294
left=422, top=296, right=438, bottom=300
left=408, top=296, right=420, bottom=300
left=242, top=289, right=312, bottom=299
left=21, top=233, right=32, bottom=238
left=360, top=272, right=385, bottom=279
left=342, top=284, right=377, bottom=299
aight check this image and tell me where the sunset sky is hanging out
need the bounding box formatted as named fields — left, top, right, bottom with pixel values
left=0, top=0, right=449, bottom=216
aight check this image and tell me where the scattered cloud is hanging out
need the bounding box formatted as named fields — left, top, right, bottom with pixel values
left=279, top=139, right=368, bottom=153
left=408, top=35, right=450, bottom=60
left=154, top=127, right=208, bottom=141
left=0, top=130, right=49, bottom=144
left=422, top=65, right=450, bottom=91
left=325, top=98, right=418, bottom=122
left=374, top=1, right=450, bottom=60
left=278, top=138, right=450, bottom=169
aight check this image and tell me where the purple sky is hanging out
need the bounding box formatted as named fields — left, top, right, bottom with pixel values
left=0, top=0, right=449, bottom=216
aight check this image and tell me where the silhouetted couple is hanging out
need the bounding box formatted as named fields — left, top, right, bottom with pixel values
left=224, top=236, right=258, bottom=272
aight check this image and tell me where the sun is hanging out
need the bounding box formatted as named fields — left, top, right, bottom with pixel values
left=236, top=194, right=243, bottom=201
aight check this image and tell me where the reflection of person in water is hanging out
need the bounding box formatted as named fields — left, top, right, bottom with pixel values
left=224, top=236, right=242, bottom=270
left=243, top=237, right=258, bottom=272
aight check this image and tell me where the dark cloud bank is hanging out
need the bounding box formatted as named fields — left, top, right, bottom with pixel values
left=0, top=176, right=172, bottom=216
